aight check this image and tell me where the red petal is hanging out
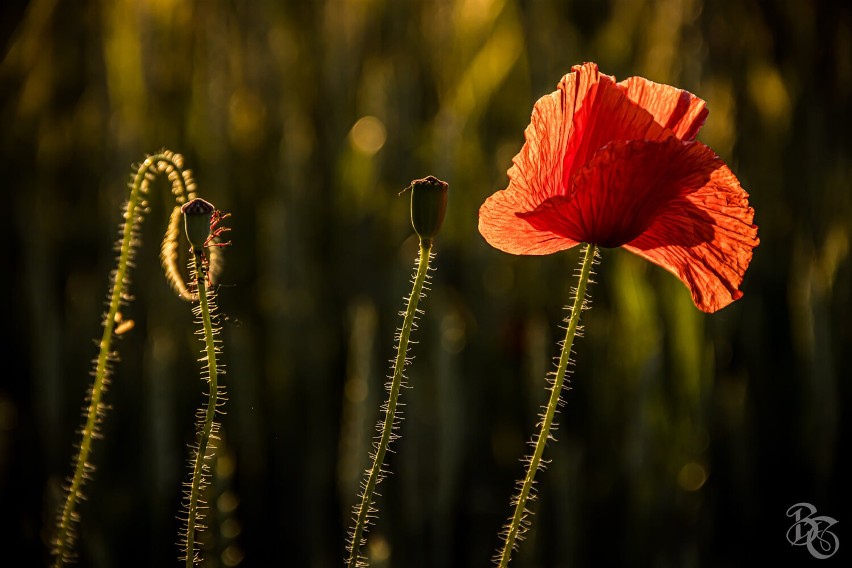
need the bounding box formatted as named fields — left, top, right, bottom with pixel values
left=481, top=63, right=670, bottom=254
left=519, top=139, right=758, bottom=312
left=519, top=138, right=709, bottom=246
left=479, top=63, right=718, bottom=257
left=559, top=63, right=706, bottom=184
left=478, top=65, right=591, bottom=254
left=478, top=184, right=580, bottom=255
left=620, top=143, right=757, bottom=313
left=623, top=167, right=758, bottom=312
left=618, top=76, right=708, bottom=140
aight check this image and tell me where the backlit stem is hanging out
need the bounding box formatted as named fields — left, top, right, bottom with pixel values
left=185, top=249, right=220, bottom=567
left=346, top=239, right=433, bottom=568
left=497, top=243, right=597, bottom=567
left=53, top=152, right=193, bottom=568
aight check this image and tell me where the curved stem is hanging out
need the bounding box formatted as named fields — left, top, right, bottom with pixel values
left=497, top=243, right=597, bottom=567
left=346, top=240, right=433, bottom=568
left=185, top=249, right=220, bottom=567
left=53, top=152, right=193, bottom=567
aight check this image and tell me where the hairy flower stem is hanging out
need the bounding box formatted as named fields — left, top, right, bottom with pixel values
left=184, top=249, right=221, bottom=567
left=346, top=239, right=434, bottom=568
left=53, top=152, right=195, bottom=568
left=497, top=243, right=597, bottom=567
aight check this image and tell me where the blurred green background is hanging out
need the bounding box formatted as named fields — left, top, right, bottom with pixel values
left=1, top=0, right=849, bottom=566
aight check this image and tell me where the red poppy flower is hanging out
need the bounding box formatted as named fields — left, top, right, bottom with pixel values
left=479, top=62, right=758, bottom=313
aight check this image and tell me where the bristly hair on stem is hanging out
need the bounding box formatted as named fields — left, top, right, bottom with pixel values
left=345, top=241, right=436, bottom=568
left=178, top=199, right=230, bottom=567
left=345, top=175, right=447, bottom=568
left=495, top=243, right=599, bottom=568
left=52, top=150, right=203, bottom=567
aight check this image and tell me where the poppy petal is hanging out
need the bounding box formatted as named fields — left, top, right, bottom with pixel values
left=478, top=66, right=590, bottom=254
left=618, top=76, right=708, bottom=140
left=621, top=151, right=758, bottom=313
left=560, top=64, right=677, bottom=187
left=518, top=138, right=757, bottom=311
left=479, top=63, right=677, bottom=254
left=478, top=183, right=581, bottom=254
left=520, top=138, right=715, bottom=247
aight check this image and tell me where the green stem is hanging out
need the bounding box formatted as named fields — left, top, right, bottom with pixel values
left=497, top=243, right=597, bottom=568
left=185, top=249, right=221, bottom=567
left=346, top=239, right=434, bottom=568
left=53, top=152, right=193, bottom=567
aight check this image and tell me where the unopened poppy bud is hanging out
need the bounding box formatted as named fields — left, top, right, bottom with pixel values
left=181, top=198, right=215, bottom=250
left=409, top=175, right=448, bottom=242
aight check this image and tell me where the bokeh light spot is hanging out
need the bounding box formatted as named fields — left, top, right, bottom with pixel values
left=748, top=63, right=791, bottom=127
left=677, top=462, right=708, bottom=492
left=349, top=115, right=387, bottom=156
left=441, top=313, right=467, bottom=354
left=368, top=533, right=391, bottom=562
left=217, top=490, right=240, bottom=514
left=229, top=88, right=266, bottom=151
left=222, top=544, right=244, bottom=566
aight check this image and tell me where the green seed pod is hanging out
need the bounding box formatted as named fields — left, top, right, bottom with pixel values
left=181, top=198, right=215, bottom=250
left=409, top=175, right=448, bottom=242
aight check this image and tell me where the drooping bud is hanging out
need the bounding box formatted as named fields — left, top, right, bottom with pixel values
left=181, top=198, right=215, bottom=250
left=409, top=175, right=448, bottom=243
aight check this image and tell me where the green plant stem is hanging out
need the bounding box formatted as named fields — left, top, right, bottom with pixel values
left=185, top=249, right=220, bottom=567
left=346, top=239, right=433, bottom=568
left=53, top=153, right=192, bottom=568
left=497, top=243, right=597, bottom=568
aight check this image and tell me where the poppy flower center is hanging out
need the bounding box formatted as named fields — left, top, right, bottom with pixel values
left=579, top=197, right=666, bottom=248
left=518, top=194, right=670, bottom=249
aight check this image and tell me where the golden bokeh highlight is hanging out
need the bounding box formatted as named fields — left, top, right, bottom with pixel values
left=677, top=462, right=708, bottom=492
left=349, top=115, right=387, bottom=156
